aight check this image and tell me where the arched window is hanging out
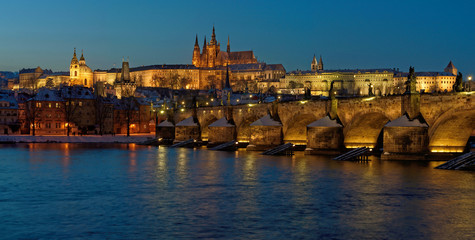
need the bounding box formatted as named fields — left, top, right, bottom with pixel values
left=84, top=79, right=87, bottom=85
left=74, top=71, right=77, bottom=76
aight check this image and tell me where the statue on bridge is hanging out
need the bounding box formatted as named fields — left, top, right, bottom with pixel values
left=405, top=66, right=417, bottom=94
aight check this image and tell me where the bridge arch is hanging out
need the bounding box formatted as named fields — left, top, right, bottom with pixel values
left=429, top=108, right=475, bottom=152
left=236, top=115, right=262, bottom=143
left=283, top=113, right=318, bottom=145
left=344, top=111, right=391, bottom=149
left=199, top=114, right=219, bottom=142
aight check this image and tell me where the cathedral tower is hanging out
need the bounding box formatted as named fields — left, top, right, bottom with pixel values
left=311, top=55, right=317, bottom=71
left=192, top=35, right=201, bottom=66
left=317, top=55, right=324, bottom=71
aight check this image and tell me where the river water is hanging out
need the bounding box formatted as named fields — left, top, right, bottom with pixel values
left=0, top=144, right=474, bottom=239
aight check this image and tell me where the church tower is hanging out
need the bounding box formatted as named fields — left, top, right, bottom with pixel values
left=317, top=55, right=324, bottom=71
left=311, top=55, right=317, bottom=71
left=70, top=48, right=79, bottom=83
left=227, top=35, right=230, bottom=53
left=192, top=35, right=201, bottom=66
left=444, top=61, right=457, bottom=76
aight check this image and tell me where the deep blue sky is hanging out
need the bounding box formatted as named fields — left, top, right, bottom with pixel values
left=1, top=0, right=474, bottom=78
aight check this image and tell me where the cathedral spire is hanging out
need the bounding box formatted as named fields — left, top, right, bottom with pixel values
left=227, top=35, right=230, bottom=53
left=212, top=26, right=216, bottom=40
left=203, top=36, right=207, bottom=50
left=195, top=34, right=199, bottom=46
left=71, top=48, right=78, bottom=65
left=210, top=26, right=217, bottom=45
left=80, top=49, right=85, bottom=61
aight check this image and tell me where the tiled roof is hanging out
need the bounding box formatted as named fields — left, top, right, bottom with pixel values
left=395, top=72, right=455, bottom=77
left=61, top=86, right=94, bottom=100
left=0, top=93, right=18, bottom=109
left=33, top=88, right=63, bottom=102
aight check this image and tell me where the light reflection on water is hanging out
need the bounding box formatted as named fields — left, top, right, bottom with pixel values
left=0, top=143, right=474, bottom=239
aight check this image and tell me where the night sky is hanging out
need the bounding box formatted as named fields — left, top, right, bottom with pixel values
left=1, top=0, right=473, bottom=78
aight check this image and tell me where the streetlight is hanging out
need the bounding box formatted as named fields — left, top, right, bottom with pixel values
left=468, top=76, right=472, bottom=92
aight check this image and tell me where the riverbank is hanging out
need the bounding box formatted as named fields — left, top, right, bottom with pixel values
left=0, top=134, right=155, bottom=143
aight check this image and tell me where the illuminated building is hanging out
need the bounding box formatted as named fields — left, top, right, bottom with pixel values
left=280, top=58, right=457, bottom=96
left=192, top=26, right=258, bottom=68
left=69, top=49, right=93, bottom=88
left=0, top=92, right=19, bottom=135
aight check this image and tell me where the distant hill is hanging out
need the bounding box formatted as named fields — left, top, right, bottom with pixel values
left=0, top=71, right=19, bottom=80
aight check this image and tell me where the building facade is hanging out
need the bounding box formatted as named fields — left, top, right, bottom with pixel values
left=280, top=58, right=457, bottom=96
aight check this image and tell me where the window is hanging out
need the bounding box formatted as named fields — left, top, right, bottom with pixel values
left=84, top=79, right=87, bottom=85
left=75, top=71, right=77, bottom=76
left=56, top=103, right=60, bottom=108
left=79, top=102, right=83, bottom=107
left=48, top=103, right=51, bottom=108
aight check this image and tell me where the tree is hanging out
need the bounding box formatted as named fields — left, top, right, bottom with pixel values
left=288, top=81, right=303, bottom=89
left=63, top=87, right=78, bottom=136
left=120, top=86, right=137, bottom=137
left=133, top=74, right=144, bottom=87
left=247, top=81, right=258, bottom=93
left=25, top=79, right=39, bottom=136
left=150, top=74, right=161, bottom=87
left=233, top=80, right=246, bottom=92
left=25, top=98, right=38, bottom=136
left=166, top=72, right=180, bottom=89
left=206, top=75, right=219, bottom=90
left=95, top=95, right=113, bottom=135
left=178, top=76, right=192, bottom=89
left=454, top=72, right=463, bottom=92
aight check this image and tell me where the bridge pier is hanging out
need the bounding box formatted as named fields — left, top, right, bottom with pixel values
left=207, top=117, right=236, bottom=147
left=157, top=119, right=175, bottom=143
left=305, top=116, right=344, bottom=155
left=247, top=114, right=283, bottom=151
left=175, top=117, right=200, bottom=143
left=382, top=114, right=429, bottom=160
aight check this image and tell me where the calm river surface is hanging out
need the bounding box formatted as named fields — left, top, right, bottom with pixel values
left=0, top=143, right=474, bottom=239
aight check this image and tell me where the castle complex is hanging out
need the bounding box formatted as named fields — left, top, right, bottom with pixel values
left=16, top=26, right=460, bottom=98
left=18, top=27, right=284, bottom=93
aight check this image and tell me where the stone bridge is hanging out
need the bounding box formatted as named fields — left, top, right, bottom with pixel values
left=172, top=93, right=474, bottom=153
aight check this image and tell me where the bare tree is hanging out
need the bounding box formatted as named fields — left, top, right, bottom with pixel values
left=120, top=85, right=137, bottom=136
left=178, top=76, right=192, bottom=89
left=95, top=95, right=112, bottom=135
left=167, top=72, right=180, bottom=89
left=25, top=79, right=39, bottom=136
left=25, top=99, right=38, bottom=136
left=150, top=74, right=162, bottom=87
left=63, top=88, right=78, bottom=136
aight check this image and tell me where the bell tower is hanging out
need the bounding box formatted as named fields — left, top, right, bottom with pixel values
left=70, top=48, right=79, bottom=84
